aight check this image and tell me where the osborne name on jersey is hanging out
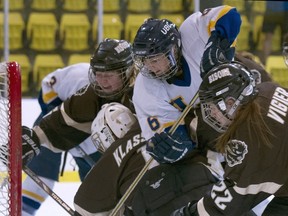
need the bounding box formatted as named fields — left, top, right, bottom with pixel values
left=208, top=68, right=232, bottom=84
left=113, top=134, right=145, bottom=167
left=267, top=87, right=288, bottom=124
left=114, top=41, right=129, bottom=53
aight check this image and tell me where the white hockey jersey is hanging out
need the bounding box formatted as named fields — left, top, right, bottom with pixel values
left=41, top=63, right=90, bottom=103
left=133, top=5, right=241, bottom=141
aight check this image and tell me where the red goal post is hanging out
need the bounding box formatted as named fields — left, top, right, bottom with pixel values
left=0, top=61, right=22, bottom=215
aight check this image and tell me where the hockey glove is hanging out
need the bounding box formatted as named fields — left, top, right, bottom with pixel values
left=146, top=131, right=194, bottom=164
left=22, top=126, right=41, bottom=166
left=170, top=202, right=198, bottom=216
left=200, top=31, right=235, bottom=78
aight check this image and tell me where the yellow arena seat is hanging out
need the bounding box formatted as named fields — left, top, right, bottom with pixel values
left=266, top=55, right=288, bottom=87
left=60, top=13, right=90, bottom=51
left=222, top=0, right=244, bottom=13
left=27, top=12, right=58, bottom=51
left=157, top=0, right=183, bottom=13
left=252, top=1, right=266, bottom=14
left=10, top=0, right=24, bottom=11
left=93, top=14, right=123, bottom=42
left=103, top=0, right=121, bottom=13
left=68, top=54, right=91, bottom=65
left=125, top=14, right=151, bottom=42
left=0, top=12, right=24, bottom=50
left=159, top=14, right=184, bottom=28
left=236, top=15, right=251, bottom=51
left=2, top=54, right=31, bottom=93
left=31, top=0, right=57, bottom=11
left=254, top=15, right=281, bottom=52
left=62, top=0, right=88, bottom=12
left=127, top=0, right=152, bottom=13
left=185, top=0, right=195, bottom=13
left=33, top=54, right=64, bottom=90
left=253, top=14, right=264, bottom=48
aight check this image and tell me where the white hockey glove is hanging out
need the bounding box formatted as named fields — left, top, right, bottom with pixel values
left=200, top=31, right=235, bottom=78
left=22, top=126, right=40, bottom=166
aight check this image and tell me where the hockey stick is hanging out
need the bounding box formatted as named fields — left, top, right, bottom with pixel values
left=109, top=91, right=199, bottom=216
left=23, top=166, right=75, bottom=216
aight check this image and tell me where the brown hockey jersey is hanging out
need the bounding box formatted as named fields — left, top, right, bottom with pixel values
left=198, top=82, right=288, bottom=215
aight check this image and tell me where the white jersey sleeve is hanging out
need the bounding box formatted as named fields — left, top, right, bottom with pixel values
left=41, top=63, right=90, bottom=104
left=180, top=5, right=239, bottom=82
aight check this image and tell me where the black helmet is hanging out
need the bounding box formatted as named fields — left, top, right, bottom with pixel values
left=199, top=62, right=257, bottom=132
left=89, top=38, right=134, bottom=99
left=132, top=18, right=181, bottom=80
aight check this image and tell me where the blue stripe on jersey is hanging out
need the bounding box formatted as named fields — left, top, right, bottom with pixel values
left=38, top=88, right=63, bottom=115
left=215, top=8, right=241, bottom=44
left=22, top=196, right=41, bottom=210
left=171, top=57, right=191, bottom=87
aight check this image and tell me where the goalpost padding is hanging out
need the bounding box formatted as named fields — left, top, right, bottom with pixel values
left=0, top=62, right=21, bottom=216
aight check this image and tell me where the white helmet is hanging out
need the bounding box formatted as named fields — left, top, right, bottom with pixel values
left=91, top=102, right=136, bottom=153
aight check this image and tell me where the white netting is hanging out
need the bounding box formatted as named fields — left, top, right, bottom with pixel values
left=0, top=63, right=11, bottom=215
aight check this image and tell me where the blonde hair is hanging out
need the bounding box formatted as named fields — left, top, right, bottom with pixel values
left=215, top=100, right=274, bottom=153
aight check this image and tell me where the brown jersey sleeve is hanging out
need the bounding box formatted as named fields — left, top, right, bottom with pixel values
left=37, top=85, right=100, bottom=150
left=36, top=84, right=134, bottom=151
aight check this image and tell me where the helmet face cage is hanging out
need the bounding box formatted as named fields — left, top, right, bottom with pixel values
left=201, top=100, right=232, bottom=133
left=132, top=18, right=181, bottom=80
left=199, top=62, right=256, bottom=133
left=88, top=65, right=133, bottom=99
left=89, top=38, right=134, bottom=99
left=91, top=103, right=136, bottom=153
left=283, top=42, right=288, bottom=67
left=134, top=45, right=179, bottom=80
left=91, top=124, right=115, bottom=154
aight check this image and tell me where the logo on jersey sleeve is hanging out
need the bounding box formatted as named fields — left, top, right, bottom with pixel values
left=74, top=84, right=89, bottom=96
left=225, top=139, right=248, bottom=167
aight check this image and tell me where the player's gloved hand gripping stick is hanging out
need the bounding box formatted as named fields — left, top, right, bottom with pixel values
left=22, top=126, right=41, bottom=166
left=146, top=131, right=195, bottom=164
left=109, top=91, right=199, bottom=216
left=200, top=30, right=235, bottom=78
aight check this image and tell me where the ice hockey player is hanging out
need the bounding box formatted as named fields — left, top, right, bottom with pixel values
left=131, top=5, right=273, bottom=216
left=22, top=63, right=101, bottom=216
left=260, top=35, right=288, bottom=216
left=73, top=102, right=146, bottom=216
left=171, top=61, right=288, bottom=216
left=20, top=38, right=136, bottom=214
left=132, top=5, right=241, bottom=165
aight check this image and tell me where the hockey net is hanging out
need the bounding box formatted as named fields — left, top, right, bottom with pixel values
left=0, top=62, right=21, bottom=216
